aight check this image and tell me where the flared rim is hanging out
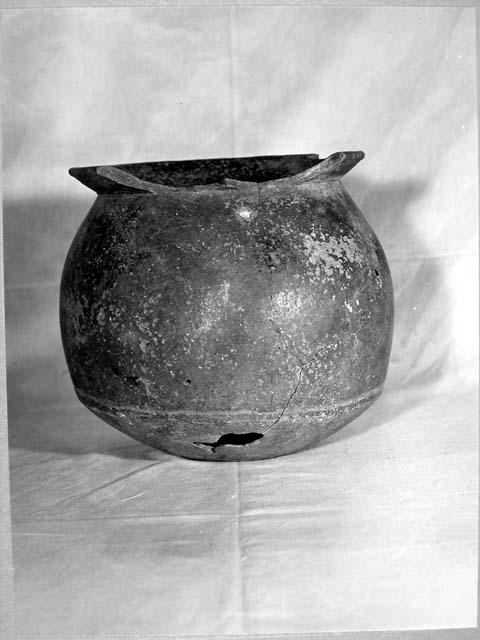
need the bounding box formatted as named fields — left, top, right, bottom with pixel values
left=69, top=151, right=364, bottom=195
left=69, top=153, right=322, bottom=193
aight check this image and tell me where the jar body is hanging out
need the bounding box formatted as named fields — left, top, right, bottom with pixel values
left=61, top=156, right=393, bottom=460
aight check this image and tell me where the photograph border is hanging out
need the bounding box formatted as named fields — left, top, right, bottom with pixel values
left=0, top=1, right=478, bottom=638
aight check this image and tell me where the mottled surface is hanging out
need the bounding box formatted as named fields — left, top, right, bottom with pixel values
left=61, top=153, right=394, bottom=460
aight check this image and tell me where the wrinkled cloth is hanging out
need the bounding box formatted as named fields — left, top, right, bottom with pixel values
left=3, top=6, right=478, bottom=637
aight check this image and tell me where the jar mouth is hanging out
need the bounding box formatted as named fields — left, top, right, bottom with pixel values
left=69, top=153, right=322, bottom=193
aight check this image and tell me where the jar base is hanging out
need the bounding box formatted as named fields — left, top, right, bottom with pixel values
left=76, top=386, right=383, bottom=461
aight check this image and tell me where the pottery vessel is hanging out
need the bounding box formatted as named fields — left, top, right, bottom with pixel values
left=60, top=152, right=394, bottom=461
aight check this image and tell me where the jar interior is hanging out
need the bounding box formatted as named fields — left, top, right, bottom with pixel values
left=70, top=154, right=322, bottom=193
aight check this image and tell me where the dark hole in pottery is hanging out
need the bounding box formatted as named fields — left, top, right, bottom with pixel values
left=185, top=379, right=192, bottom=385
left=193, top=432, right=264, bottom=452
left=374, top=268, right=380, bottom=276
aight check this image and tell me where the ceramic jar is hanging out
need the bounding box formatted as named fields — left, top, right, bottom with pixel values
left=61, top=152, right=394, bottom=460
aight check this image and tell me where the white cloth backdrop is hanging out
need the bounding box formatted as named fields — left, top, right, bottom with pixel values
left=3, top=6, right=478, bottom=637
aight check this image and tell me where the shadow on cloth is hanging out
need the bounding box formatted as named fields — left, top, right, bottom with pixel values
left=4, top=195, right=90, bottom=413
left=2, top=194, right=162, bottom=461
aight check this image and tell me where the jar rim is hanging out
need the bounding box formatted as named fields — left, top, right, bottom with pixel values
left=69, top=153, right=322, bottom=193
left=69, top=151, right=365, bottom=195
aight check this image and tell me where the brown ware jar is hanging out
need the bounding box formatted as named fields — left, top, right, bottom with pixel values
left=60, top=152, right=394, bottom=461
